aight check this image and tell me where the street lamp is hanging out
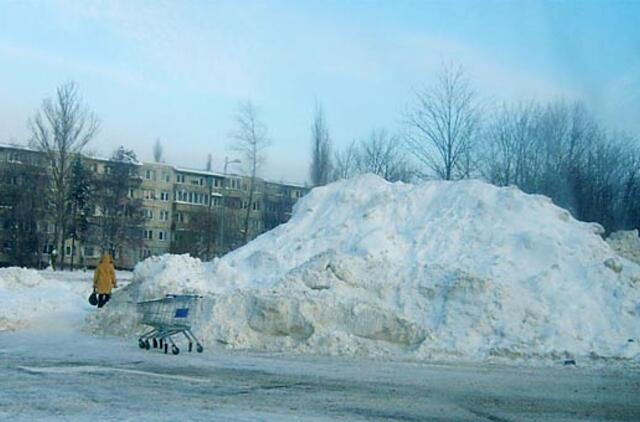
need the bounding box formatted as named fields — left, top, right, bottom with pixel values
left=219, top=156, right=241, bottom=254
left=224, top=156, right=241, bottom=175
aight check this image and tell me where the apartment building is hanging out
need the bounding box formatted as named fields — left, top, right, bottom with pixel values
left=0, top=143, right=53, bottom=267
left=0, top=143, right=308, bottom=269
left=139, top=162, right=174, bottom=259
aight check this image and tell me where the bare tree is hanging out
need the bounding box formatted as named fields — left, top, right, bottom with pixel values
left=229, top=101, right=271, bottom=244
left=29, top=82, right=100, bottom=269
left=481, top=102, right=539, bottom=187
left=478, top=99, right=640, bottom=233
left=332, top=130, right=414, bottom=182
left=333, top=140, right=359, bottom=181
left=153, top=138, right=164, bottom=163
left=405, top=64, right=480, bottom=180
left=309, top=103, right=332, bottom=186
left=355, top=129, right=414, bottom=182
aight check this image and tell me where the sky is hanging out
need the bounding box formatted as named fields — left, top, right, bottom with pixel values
left=1, top=0, right=639, bottom=183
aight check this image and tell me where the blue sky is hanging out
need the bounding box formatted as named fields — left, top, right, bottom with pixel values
left=1, top=0, right=638, bottom=183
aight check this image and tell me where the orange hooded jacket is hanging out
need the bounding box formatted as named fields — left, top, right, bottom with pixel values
left=93, top=255, right=117, bottom=294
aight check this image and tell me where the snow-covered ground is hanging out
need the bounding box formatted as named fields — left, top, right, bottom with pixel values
left=0, top=267, right=132, bottom=332
left=2, top=329, right=640, bottom=421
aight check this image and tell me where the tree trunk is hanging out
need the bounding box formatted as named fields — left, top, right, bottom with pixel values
left=70, top=234, right=76, bottom=271
left=243, top=178, right=255, bottom=244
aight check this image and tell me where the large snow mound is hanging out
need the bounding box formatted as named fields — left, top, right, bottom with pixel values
left=89, top=175, right=640, bottom=362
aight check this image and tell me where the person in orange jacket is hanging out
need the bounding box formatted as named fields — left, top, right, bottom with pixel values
left=93, top=254, right=117, bottom=308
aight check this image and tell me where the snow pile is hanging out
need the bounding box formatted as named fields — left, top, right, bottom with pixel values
left=607, top=230, right=640, bottom=264
left=90, top=175, right=640, bottom=363
left=0, top=267, right=88, bottom=331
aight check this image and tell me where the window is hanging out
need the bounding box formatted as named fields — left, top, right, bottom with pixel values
left=160, top=210, right=170, bottom=221
left=163, top=173, right=171, bottom=183
left=200, top=177, right=204, bottom=186
left=176, top=174, right=185, bottom=183
left=128, top=189, right=135, bottom=198
left=145, top=169, right=155, bottom=180
left=159, top=231, right=167, bottom=241
left=160, top=191, right=169, bottom=201
left=212, top=197, right=221, bottom=207
left=144, top=209, right=153, bottom=220
left=176, top=212, right=184, bottom=223
left=144, top=190, right=156, bottom=200
left=252, top=201, right=261, bottom=211
left=84, top=246, right=95, bottom=257
left=144, top=230, right=153, bottom=240
left=214, top=178, right=222, bottom=187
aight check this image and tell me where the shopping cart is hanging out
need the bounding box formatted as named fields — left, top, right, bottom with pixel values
left=136, top=294, right=204, bottom=355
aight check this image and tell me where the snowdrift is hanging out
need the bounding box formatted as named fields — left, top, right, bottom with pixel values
left=88, top=175, right=640, bottom=363
left=0, top=268, right=87, bottom=331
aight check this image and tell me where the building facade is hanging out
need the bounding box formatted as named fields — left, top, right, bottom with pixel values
left=0, top=143, right=308, bottom=269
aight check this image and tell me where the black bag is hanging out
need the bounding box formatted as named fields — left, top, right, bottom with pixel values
left=88, top=291, right=98, bottom=306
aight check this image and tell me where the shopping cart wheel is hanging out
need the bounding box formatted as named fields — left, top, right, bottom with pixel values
left=144, top=340, right=151, bottom=350
left=172, top=345, right=180, bottom=355
left=152, top=338, right=158, bottom=348
left=138, top=339, right=146, bottom=349
left=196, top=344, right=204, bottom=353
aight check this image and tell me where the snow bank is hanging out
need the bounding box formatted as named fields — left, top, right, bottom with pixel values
left=89, top=175, right=640, bottom=363
left=0, top=268, right=88, bottom=331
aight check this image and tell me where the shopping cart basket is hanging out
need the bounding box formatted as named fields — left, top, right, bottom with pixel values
left=136, top=294, right=204, bottom=355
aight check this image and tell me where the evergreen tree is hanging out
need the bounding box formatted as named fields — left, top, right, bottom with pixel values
left=67, top=156, right=93, bottom=269
left=92, top=147, right=145, bottom=267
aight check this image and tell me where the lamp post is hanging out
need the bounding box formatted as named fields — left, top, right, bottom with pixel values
left=219, top=157, right=241, bottom=254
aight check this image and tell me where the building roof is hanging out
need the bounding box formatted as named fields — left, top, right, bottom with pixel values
left=84, top=153, right=143, bottom=166
left=262, top=177, right=308, bottom=189
left=2, top=142, right=308, bottom=188
left=172, top=166, right=225, bottom=178
left=0, top=142, right=37, bottom=152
